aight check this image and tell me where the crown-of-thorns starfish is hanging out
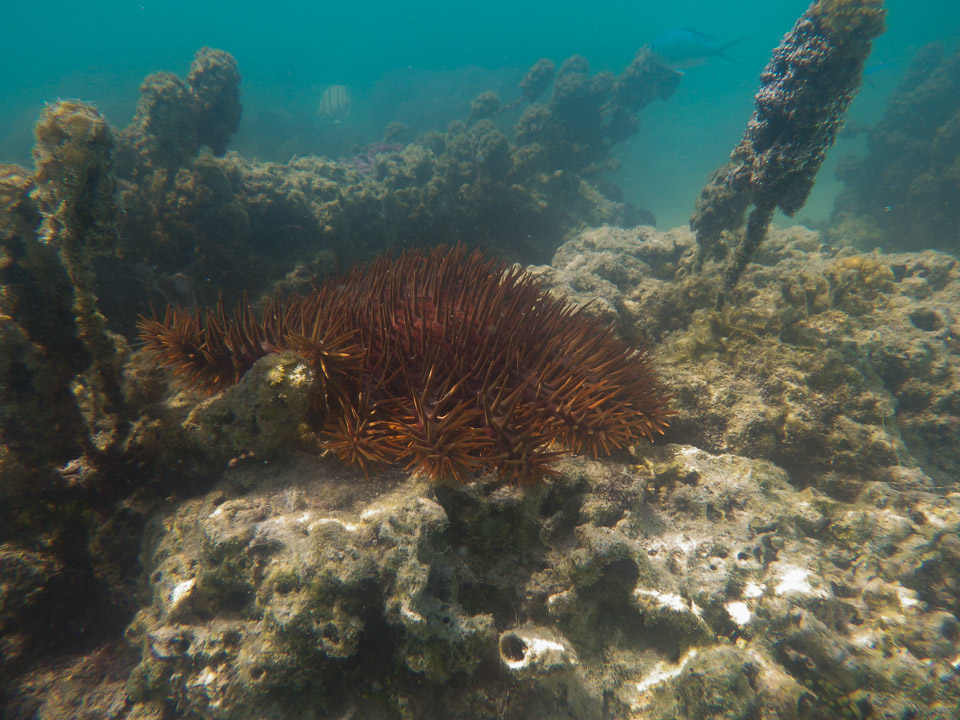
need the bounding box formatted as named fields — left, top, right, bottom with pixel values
left=138, top=244, right=673, bottom=483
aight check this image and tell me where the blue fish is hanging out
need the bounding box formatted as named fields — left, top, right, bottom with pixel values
left=649, top=28, right=745, bottom=71
left=864, top=61, right=895, bottom=77
left=863, top=61, right=895, bottom=89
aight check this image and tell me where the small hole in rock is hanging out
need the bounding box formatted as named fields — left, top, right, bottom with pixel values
left=322, top=624, right=341, bottom=644
left=500, top=633, right=527, bottom=662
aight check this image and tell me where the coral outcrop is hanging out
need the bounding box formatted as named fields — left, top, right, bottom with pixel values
left=1, top=99, right=127, bottom=484
left=539, top=224, right=960, bottom=491
left=831, top=42, right=960, bottom=255
left=119, top=46, right=241, bottom=172
left=511, top=50, right=679, bottom=177
left=690, top=0, right=886, bottom=301
left=0, top=101, right=138, bottom=683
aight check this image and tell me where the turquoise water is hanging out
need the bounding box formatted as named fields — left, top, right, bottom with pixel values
left=2, top=1, right=958, bottom=228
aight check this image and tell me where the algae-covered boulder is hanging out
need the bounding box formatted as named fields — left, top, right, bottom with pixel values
left=125, top=460, right=497, bottom=718
left=183, top=351, right=317, bottom=459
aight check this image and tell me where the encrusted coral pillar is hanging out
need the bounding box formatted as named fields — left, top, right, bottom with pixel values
left=691, top=0, right=887, bottom=303
left=30, top=100, right=128, bottom=454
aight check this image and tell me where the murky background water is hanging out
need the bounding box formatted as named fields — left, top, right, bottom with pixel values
left=3, top=1, right=958, bottom=230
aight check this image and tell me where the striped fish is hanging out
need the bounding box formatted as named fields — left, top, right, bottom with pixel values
left=318, top=84, right=352, bottom=119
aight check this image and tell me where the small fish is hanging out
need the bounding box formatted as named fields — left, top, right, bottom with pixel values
left=649, top=28, right=745, bottom=71
left=864, top=61, right=895, bottom=77
left=318, top=84, right=352, bottom=121
left=863, top=61, right=895, bottom=89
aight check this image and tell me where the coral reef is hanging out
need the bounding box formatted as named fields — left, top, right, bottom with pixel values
left=85, top=48, right=675, bottom=334
left=4, top=38, right=960, bottom=720
left=111, top=444, right=959, bottom=719
left=831, top=42, right=960, bottom=255
left=139, top=245, right=673, bottom=482
left=0, top=45, right=682, bottom=706
left=4, top=223, right=960, bottom=718
left=690, top=0, right=886, bottom=300
left=540, top=224, right=960, bottom=491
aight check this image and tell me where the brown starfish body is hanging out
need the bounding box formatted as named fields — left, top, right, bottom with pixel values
left=138, top=245, right=672, bottom=483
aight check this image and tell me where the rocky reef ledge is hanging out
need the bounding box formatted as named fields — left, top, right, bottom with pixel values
left=6, top=225, right=960, bottom=720
left=11, top=445, right=958, bottom=719
left=122, top=444, right=960, bottom=720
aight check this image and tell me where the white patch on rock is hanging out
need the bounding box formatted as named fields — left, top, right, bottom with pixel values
left=635, top=588, right=702, bottom=616
left=743, top=582, right=765, bottom=598
left=635, top=648, right=699, bottom=695
left=499, top=629, right=577, bottom=676
left=192, top=667, right=217, bottom=686
left=725, top=601, right=752, bottom=626
left=774, top=565, right=820, bottom=596
left=503, top=637, right=567, bottom=670
left=308, top=517, right=358, bottom=533
left=635, top=589, right=686, bottom=612
left=170, top=579, right=195, bottom=609
left=400, top=602, right=424, bottom=625
left=646, top=533, right=700, bottom=556
left=896, top=585, right=920, bottom=608
left=288, top=362, right=310, bottom=385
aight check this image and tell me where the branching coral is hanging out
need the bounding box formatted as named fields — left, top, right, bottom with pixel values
left=139, top=245, right=672, bottom=483
left=690, top=0, right=886, bottom=303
